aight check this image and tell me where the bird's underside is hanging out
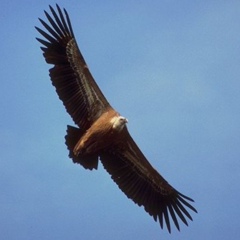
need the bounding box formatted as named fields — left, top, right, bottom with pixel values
left=36, top=4, right=197, bottom=233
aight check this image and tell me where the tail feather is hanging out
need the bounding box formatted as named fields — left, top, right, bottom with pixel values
left=65, top=125, right=99, bottom=170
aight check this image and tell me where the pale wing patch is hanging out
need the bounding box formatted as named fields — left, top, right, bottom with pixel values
left=67, top=39, right=107, bottom=121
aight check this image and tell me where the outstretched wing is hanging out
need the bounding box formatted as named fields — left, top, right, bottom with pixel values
left=100, top=128, right=197, bottom=233
left=36, top=5, right=111, bottom=130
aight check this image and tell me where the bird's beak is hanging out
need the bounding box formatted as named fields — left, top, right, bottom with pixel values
left=125, top=118, right=128, bottom=124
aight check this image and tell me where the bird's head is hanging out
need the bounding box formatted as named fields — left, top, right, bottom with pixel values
left=112, top=116, right=128, bottom=131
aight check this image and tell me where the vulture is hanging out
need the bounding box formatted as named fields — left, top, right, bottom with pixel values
left=36, top=4, right=197, bottom=233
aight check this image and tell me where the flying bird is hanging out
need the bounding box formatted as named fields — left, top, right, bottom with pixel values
left=36, top=4, right=197, bottom=233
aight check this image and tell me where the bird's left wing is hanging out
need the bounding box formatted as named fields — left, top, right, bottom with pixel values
left=100, top=128, right=197, bottom=233
left=36, top=5, right=111, bottom=130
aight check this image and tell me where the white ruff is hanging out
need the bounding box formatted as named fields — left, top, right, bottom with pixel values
left=111, top=116, right=128, bottom=131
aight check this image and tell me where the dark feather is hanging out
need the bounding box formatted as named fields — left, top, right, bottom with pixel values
left=36, top=4, right=110, bottom=130
left=100, top=130, right=197, bottom=233
left=65, top=125, right=99, bottom=170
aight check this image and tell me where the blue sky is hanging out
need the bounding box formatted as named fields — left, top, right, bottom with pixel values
left=1, top=0, right=240, bottom=239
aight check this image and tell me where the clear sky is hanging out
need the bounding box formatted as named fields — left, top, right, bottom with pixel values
left=1, top=0, right=240, bottom=239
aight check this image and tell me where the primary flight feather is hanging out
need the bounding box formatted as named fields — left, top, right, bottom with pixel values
left=36, top=4, right=197, bottom=233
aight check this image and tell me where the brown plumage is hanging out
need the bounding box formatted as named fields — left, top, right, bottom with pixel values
left=36, top=4, right=197, bottom=233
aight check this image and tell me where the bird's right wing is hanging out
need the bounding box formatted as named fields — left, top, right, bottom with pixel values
left=100, top=128, right=197, bottom=233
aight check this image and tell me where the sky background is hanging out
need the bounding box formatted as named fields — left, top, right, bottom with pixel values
left=1, top=0, right=240, bottom=239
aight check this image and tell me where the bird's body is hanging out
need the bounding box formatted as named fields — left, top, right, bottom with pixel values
left=36, top=4, right=197, bottom=233
left=73, top=109, right=127, bottom=155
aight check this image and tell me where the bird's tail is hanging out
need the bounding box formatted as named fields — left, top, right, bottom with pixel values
left=65, top=125, right=99, bottom=170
